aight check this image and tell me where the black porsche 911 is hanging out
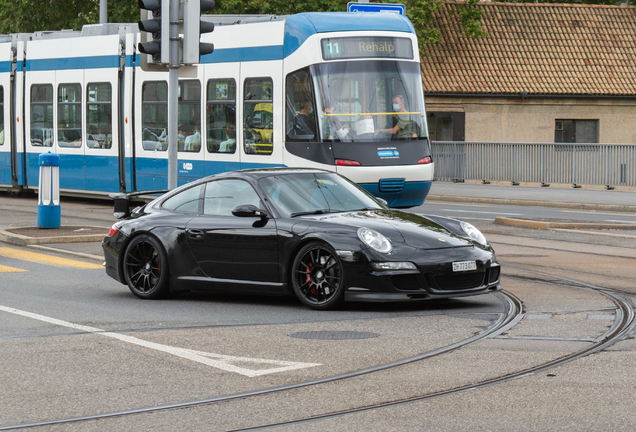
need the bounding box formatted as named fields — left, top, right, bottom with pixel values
left=102, top=168, right=501, bottom=310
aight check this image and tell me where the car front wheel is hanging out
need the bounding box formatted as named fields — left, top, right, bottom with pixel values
left=291, top=242, right=344, bottom=310
left=123, top=234, right=170, bottom=299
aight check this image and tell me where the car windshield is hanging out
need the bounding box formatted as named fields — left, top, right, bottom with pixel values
left=259, top=172, right=385, bottom=217
left=312, top=61, right=427, bottom=142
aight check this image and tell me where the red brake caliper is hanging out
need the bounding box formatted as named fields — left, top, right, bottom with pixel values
left=306, top=263, right=316, bottom=294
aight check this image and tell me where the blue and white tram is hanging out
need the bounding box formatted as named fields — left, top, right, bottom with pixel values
left=0, top=12, right=434, bottom=207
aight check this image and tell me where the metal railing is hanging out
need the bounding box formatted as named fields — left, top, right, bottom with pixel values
left=431, top=142, right=636, bottom=187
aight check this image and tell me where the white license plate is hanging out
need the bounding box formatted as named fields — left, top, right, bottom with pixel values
left=452, top=261, right=477, bottom=272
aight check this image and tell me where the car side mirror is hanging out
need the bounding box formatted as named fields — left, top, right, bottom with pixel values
left=375, top=197, right=388, bottom=207
left=232, top=204, right=269, bottom=219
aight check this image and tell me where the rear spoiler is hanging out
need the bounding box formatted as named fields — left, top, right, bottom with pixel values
left=109, top=190, right=169, bottom=219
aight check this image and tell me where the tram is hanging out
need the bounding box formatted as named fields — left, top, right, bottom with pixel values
left=0, top=12, right=434, bottom=207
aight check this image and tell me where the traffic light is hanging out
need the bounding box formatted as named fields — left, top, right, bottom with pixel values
left=183, top=0, right=215, bottom=65
left=138, top=0, right=169, bottom=64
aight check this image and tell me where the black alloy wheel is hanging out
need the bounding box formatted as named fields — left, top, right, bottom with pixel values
left=123, top=234, right=170, bottom=299
left=292, top=242, right=344, bottom=310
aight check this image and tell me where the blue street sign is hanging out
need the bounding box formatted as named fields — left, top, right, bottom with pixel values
left=347, top=2, right=406, bottom=15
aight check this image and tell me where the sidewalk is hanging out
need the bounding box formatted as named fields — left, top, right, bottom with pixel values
left=427, top=181, right=636, bottom=212
left=0, top=194, right=117, bottom=261
left=1, top=181, right=635, bottom=261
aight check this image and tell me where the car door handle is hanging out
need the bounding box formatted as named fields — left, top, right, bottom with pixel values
left=187, top=229, right=205, bottom=239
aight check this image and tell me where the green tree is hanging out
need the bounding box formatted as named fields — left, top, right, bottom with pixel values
left=0, top=0, right=138, bottom=34
left=0, top=0, right=488, bottom=52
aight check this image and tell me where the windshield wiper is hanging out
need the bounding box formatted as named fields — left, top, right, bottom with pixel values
left=351, top=207, right=381, bottom=212
left=291, top=209, right=332, bottom=217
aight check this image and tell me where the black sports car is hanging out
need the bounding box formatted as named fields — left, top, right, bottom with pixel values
left=103, top=169, right=501, bottom=310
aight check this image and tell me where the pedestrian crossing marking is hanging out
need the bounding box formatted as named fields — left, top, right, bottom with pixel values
left=0, top=247, right=103, bottom=269
left=0, top=264, right=27, bottom=273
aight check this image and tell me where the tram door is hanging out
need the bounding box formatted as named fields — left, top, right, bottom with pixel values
left=83, top=69, right=120, bottom=192
left=0, top=43, right=11, bottom=187
left=239, top=61, right=283, bottom=170
left=55, top=69, right=86, bottom=190
left=202, top=63, right=241, bottom=177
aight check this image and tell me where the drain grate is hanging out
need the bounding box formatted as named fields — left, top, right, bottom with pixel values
left=289, top=331, right=380, bottom=340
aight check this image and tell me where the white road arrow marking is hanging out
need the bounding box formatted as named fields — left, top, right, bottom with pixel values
left=0, top=304, right=321, bottom=377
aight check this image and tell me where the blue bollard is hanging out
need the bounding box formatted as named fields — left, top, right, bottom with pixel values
left=37, top=152, right=61, bottom=229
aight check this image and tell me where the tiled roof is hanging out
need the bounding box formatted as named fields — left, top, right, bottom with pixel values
left=421, top=2, right=636, bottom=96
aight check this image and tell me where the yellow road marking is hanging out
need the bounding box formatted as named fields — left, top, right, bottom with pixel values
left=561, top=210, right=636, bottom=217
left=425, top=201, right=490, bottom=208
left=0, top=248, right=103, bottom=269
left=0, top=265, right=27, bottom=273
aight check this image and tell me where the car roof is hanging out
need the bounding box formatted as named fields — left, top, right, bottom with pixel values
left=206, top=167, right=333, bottom=181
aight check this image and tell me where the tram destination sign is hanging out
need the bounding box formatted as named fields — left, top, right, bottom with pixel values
left=321, top=37, right=413, bottom=61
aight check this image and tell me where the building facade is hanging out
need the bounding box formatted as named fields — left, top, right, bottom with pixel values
left=422, top=2, right=636, bottom=144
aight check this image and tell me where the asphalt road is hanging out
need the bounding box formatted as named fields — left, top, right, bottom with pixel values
left=1, top=184, right=636, bottom=431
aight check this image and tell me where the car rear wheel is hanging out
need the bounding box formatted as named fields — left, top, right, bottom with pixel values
left=123, top=235, right=170, bottom=299
left=291, top=242, right=344, bottom=310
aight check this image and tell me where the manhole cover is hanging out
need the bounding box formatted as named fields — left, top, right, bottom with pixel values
left=289, top=331, right=380, bottom=340
left=498, top=254, right=548, bottom=258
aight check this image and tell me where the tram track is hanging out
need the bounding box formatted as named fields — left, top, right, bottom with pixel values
left=2, top=268, right=634, bottom=431
left=216, top=268, right=636, bottom=432
left=0, top=291, right=522, bottom=431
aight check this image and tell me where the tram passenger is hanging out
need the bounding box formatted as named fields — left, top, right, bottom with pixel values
left=294, top=101, right=316, bottom=137
left=374, top=95, right=414, bottom=139
left=218, top=125, right=236, bottom=153
left=323, top=99, right=353, bottom=142
left=184, top=126, right=201, bottom=152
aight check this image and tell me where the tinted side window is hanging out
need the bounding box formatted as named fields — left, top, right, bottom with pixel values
left=207, top=78, right=236, bottom=154
left=30, top=84, right=54, bottom=147
left=58, top=83, right=82, bottom=148
left=87, top=83, right=112, bottom=149
left=142, top=81, right=168, bottom=151
left=244, top=78, right=273, bottom=155
left=162, top=184, right=203, bottom=213
left=204, top=179, right=261, bottom=216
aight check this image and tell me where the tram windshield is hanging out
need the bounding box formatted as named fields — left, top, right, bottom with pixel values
left=299, top=61, right=427, bottom=143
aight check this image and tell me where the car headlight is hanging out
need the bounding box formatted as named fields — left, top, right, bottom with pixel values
left=357, top=228, right=392, bottom=254
left=460, top=221, right=487, bottom=246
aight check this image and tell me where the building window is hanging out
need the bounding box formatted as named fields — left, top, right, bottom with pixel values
left=206, top=79, right=236, bottom=153
left=555, top=119, right=598, bottom=143
left=87, top=83, right=112, bottom=149
left=427, top=112, right=465, bottom=141
left=179, top=80, right=201, bottom=153
left=30, top=84, right=54, bottom=147
left=244, top=77, right=273, bottom=155
left=141, top=81, right=168, bottom=151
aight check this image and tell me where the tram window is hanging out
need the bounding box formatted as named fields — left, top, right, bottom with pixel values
left=285, top=68, right=318, bottom=142
left=86, top=83, right=112, bottom=149
left=0, top=86, right=3, bottom=145
left=142, top=81, right=168, bottom=151
left=244, top=78, right=273, bottom=155
left=178, top=80, right=201, bottom=153
left=30, top=84, right=54, bottom=147
left=206, top=79, right=236, bottom=154
left=58, top=84, right=82, bottom=148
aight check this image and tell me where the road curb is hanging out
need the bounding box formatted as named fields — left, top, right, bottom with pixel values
left=0, top=229, right=106, bottom=246
left=494, top=217, right=636, bottom=230
left=427, top=195, right=636, bottom=212
left=28, top=244, right=105, bottom=262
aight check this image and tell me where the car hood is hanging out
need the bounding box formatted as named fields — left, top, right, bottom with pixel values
left=304, top=210, right=473, bottom=250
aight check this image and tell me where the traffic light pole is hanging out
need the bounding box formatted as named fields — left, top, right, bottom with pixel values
left=167, top=0, right=180, bottom=190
